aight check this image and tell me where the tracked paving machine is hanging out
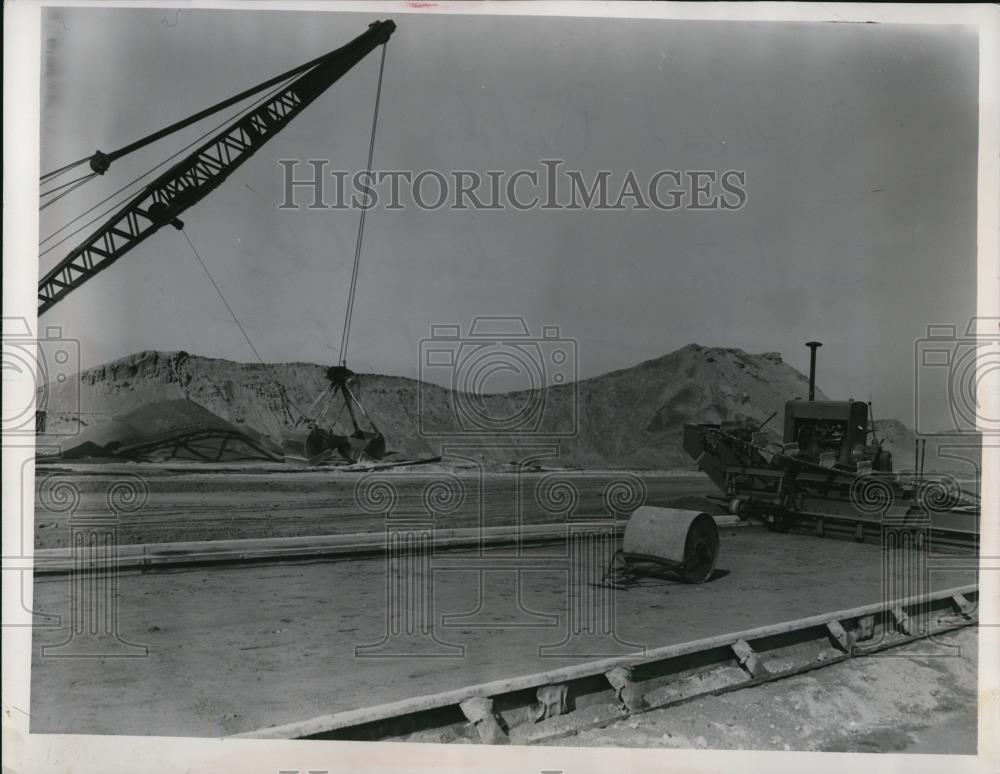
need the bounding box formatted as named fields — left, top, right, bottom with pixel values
left=682, top=343, right=980, bottom=548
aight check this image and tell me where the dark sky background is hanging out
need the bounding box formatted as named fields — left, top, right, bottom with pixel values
left=38, top=8, right=978, bottom=430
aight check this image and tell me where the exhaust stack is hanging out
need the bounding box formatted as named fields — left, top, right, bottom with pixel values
left=805, top=341, right=822, bottom=401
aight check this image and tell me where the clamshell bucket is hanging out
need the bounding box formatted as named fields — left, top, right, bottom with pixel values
left=282, top=426, right=386, bottom=465
left=281, top=426, right=332, bottom=465
left=281, top=364, right=387, bottom=465
left=343, top=429, right=386, bottom=463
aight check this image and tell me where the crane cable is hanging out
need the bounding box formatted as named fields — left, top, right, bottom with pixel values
left=173, top=45, right=389, bottom=425
left=180, top=228, right=310, bottom=424
left=39, top=44, right=347, bottom=183
left=337, top=42, right=388, bottom=367
left=39, top=170, right=99, bottom=206
left=38, top=173, right=99, bottom=211
left=39, top=157, right=90, bottom=184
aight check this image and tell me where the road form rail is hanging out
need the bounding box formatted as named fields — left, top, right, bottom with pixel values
left=31, top=520, right=742, bottom=574
left=31, top=511, right=976, bottom=574
left=232, top=583, right=979, bottom=745
left=30, top=522, right=631, bottom=574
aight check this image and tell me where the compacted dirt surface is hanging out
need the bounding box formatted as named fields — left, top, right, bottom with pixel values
left=553, top=626, right=978, bottom=754
left=32, top=466, right=714, bottom=549
left=29, top=528, right=976, bottom=739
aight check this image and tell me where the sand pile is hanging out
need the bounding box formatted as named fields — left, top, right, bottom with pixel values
left=39, top=345, right=948, bottom=469
left=57, top=398, right=282, bottom=462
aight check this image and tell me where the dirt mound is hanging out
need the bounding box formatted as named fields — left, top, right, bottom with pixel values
left=57, top=398, right=282, bottom=462
left=39, top=344, right=932, bottom=470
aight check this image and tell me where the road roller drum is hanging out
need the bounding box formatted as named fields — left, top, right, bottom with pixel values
left=621, top=506, right=720, bottom=584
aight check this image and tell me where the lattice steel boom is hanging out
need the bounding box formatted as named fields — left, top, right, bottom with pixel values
left=38, top=19, right=395, bottom=314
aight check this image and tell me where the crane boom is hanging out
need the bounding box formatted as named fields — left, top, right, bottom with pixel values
left=38, top=19, right=395, bottom=314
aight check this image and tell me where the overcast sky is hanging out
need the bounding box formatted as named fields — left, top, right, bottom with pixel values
left=38, top=8, right=978, bottom=430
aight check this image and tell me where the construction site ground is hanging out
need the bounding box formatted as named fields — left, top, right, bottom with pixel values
left=31, top=466, right=713, bottom=549
left=29, top=526, right=977, bottom=740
